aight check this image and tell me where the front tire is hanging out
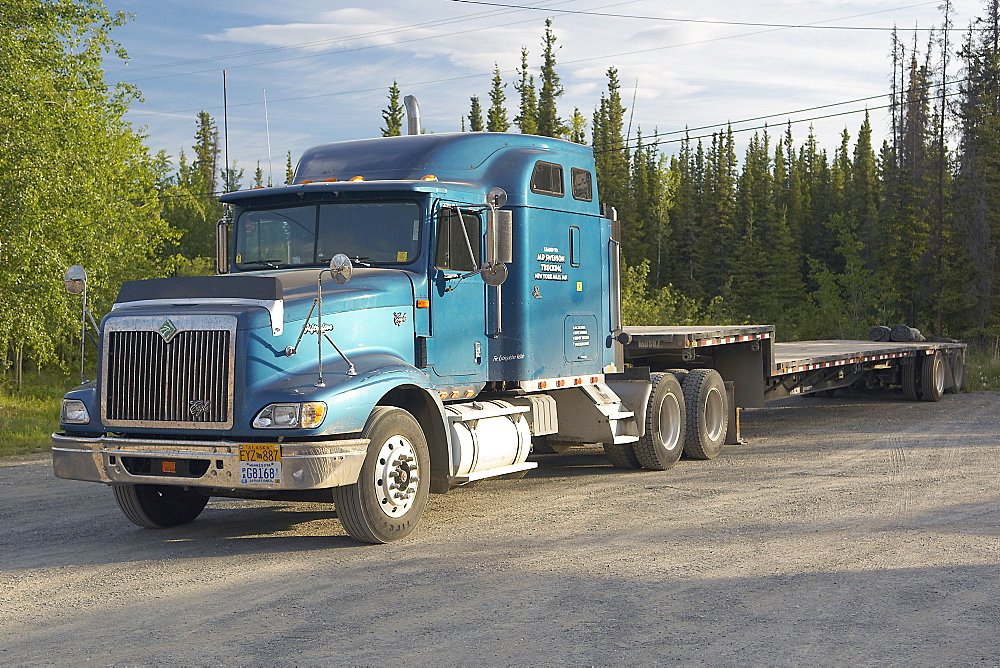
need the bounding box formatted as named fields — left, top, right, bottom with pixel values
left=113, top=484, right=209, bottom=528
left=633, top=372, right=686, bottom=470
left=333, top=407, right=430, bottom=544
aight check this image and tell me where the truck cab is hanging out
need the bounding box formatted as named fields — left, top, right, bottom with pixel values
left=53, top=133, right=640, bottom=543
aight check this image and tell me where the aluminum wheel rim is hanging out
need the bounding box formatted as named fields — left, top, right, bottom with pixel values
left=933, top=357, right=946, bottom=395
left=704, top=386, right=725, bottom=442
left=655, top=392, right=682, bottom=450
left=372, top=435, right=420, bottom=518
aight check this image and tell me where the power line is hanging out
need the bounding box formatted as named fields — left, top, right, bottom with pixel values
left=449, top=0, right=945, bottom=31
left=107, top=0, right=639, bottom=83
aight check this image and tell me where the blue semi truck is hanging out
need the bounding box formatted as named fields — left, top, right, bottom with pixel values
left=52, top=131, right=966, bottom=543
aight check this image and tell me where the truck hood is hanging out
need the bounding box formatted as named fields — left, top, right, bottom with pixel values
left=113, top=268, right=415, bottom=333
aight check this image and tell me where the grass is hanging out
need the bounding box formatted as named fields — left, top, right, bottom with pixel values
left=0, top=369, right=76, bottom=459
left=966, top=344, right=1000, bottom=392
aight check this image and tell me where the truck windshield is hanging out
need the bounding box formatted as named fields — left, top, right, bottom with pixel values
left=233, top=201, right=422, bottom=270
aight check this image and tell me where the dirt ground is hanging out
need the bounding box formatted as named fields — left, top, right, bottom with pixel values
left=1, top=390, right=998, bottom=666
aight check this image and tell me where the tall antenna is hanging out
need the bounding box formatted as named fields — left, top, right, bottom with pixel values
left=264, top=88, right=273, bottom=186
left=222, top=69, right=230, bottom=192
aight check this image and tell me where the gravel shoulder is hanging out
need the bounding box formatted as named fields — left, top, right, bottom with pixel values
left=1, top=391, right=998, bottom=665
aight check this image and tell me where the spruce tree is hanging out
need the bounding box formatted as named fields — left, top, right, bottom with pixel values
left=468, top=96, right=484, bottom=132
left=381, top=81, right=403, bottom=137
left=486, top=64, right=510, bottom=132
left=567, top=108, right=587, bottom=144
left=514, top=48, right=538, bottom=135
left=536, top=19, right=564, bottom=137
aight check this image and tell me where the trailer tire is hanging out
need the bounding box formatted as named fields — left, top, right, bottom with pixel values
left=633, top=372, right=686, bottom=470
left=603, top=443, right=642, bottom=469
left=112, top=484, right=209, bottom=529
left=921, top=350, right=946, bottom=402
left=681, top=369, right=728, bottom=460
left=946, top=350, right=965, bottom=393
left=901, top=357, right=921, bottom=401
left=333, top=407, right=430, bottom=544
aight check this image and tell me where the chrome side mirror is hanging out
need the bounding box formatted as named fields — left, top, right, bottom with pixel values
left=329, top=254, right=353, bottom=285
left=63, top=265, right=98, bottom=383
left=64, top=265, right=87, bottom=295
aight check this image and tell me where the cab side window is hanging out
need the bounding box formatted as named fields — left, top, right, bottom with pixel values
left=435, top=207, right=481, bottom=272
left=530, top=161, right=564, bottom=197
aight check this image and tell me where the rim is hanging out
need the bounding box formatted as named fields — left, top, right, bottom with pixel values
left=372, top=434, right=420, bottom=518
left=704, top=386, right=725, bottom=442
left=654, top=391, right=682, bottom=450
left=933, top=356, right=946, bottom=395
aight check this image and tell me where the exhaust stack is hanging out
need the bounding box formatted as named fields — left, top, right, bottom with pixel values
left=404, top=95, right=421, bottom=135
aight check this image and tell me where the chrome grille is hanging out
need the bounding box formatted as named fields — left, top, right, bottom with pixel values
left=101, top=316, right=236, bottom=429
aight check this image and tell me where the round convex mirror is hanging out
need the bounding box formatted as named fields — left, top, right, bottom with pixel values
left=481, top=262, right=508, bottom=287
left=64, top=265, right=87, bottom=295
left=329, top=254, right=353, bottom=285
left=486, top=187, right=507, bottom=209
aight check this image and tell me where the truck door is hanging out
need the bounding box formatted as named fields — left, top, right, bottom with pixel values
left=427, top=205, right=488, bottom=379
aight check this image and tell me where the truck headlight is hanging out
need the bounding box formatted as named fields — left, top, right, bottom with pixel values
left=253, top=402, right=327, bottom=429
left=61, top=399, right=90, bottom=424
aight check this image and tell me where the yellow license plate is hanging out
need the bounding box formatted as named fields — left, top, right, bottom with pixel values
left=239, top=443, right=281, bottom=462
left=239, top=444, right=281, bottom=485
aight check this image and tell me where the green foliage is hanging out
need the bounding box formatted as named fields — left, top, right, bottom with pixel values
left=536, top=19, right=564, bottom=138
left=0, top=368, right=73, bottom=457
left=966, top=341, right=1000, bottom=391
left=381, top=81, right=403, bottom=137
left=514, top=47, right=538, bottom=135
left=468, top=96, right=484, bottom=132
left=0, top=0, right=174, bottom=378
left=486, top=64, right=509, bottom=132
left=622, top=261, right=729, bottom=327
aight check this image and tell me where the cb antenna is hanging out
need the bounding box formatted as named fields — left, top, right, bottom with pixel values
left=223, top=69, right=230, bottom=192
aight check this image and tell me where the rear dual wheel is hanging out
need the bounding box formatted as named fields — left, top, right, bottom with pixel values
left=604, top=372, right=686, bottom=470
left=681, top=369, right=728, bottom=460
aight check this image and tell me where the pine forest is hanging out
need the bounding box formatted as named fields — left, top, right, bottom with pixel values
left=5, top=2, right=1000, bottom=380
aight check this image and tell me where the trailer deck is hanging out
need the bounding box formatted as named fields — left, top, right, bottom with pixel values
left=622, top=325, right=966, bottom=407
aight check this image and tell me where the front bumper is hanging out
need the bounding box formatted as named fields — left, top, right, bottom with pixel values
left=51, top=433, right=369, bottom=491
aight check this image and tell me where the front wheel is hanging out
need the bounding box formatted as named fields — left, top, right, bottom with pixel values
left=113, top=484, right=209, bottom=528
left=333, top=407, right=430, bottom=544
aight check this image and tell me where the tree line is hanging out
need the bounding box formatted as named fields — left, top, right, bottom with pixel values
left=5, top=1, right=1000, bottom=383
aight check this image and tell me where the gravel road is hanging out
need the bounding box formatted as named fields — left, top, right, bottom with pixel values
left=2, top=391, right=998, bottom=666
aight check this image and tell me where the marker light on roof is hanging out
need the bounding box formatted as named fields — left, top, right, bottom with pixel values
left=349, top=176, right=364, bottom=181
left=421, top=175, right=438, bottom=181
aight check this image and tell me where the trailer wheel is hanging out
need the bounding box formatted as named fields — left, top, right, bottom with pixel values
left=946, top=350, right=966, bottom=393
left=921, top=351, right=946, bottom=402
left=901, top=357, right=921, bottom=401
left=603, top=442, right=642, bottom=469
left=333, top=407, right=430, bottom=544
left=633, top=372, right=686, bottom=470
left=681, top=369, right=728, bottom=460
left=112, top=484, right=209, bottom=528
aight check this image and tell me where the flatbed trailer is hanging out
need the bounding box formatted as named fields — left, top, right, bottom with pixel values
left=621, top=325, right=967, bottom=413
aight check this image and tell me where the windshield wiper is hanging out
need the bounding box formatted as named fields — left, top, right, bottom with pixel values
left=241, top=259, right=283, bottom=268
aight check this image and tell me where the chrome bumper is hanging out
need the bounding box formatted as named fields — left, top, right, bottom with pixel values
left=51, top=433, right=369, bottom=491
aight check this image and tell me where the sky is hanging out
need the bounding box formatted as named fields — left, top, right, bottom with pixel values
left=103, top=0, right=978, bottom=186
